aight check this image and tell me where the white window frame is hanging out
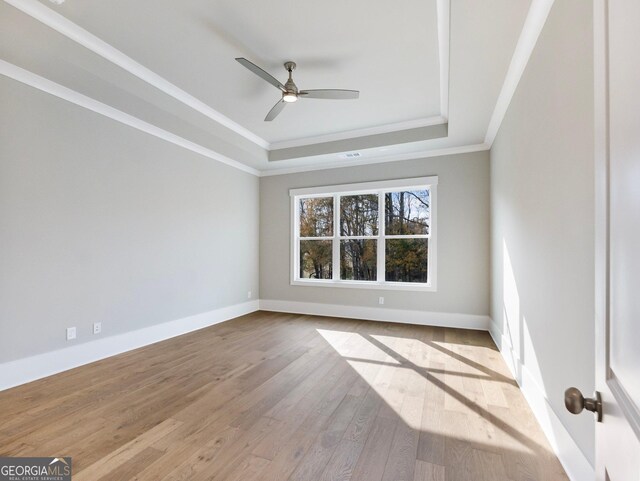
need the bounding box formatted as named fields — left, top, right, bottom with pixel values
left=290, top=176, right=438, bottom=292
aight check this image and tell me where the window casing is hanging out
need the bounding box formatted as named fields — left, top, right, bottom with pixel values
left=290, top=176, right=437, bottom=291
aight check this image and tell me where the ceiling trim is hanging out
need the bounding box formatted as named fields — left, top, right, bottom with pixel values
left=269, top=123, right=448, bottom=162
left=4, top=0, right=452, bottom=152
left=3, top=0, right=271, bottom=149
left=268, top=116, right=447, bottom=150
left=259, top=143, right=489, bottom=177
left=0, top=59, right=261, bottom=176
left=1, top=58, right=485, bottom=179
left=437, top=0, right=450, bottom=120
left=484, top=0, right=555, bottom=146
left=263, top=0, right=449, bottom=153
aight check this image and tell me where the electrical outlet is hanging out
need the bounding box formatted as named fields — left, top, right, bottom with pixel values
left=247, top=291, right=252, bottom=299
left=93, top=322, right=102, bottom=335
left=379, top=297, right=385, bottom=305
left=66, top=327, right=77, bottom=341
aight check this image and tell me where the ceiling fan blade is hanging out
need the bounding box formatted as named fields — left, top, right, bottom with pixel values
left=235, top=58, right=285, bottom=92
left=299, top=89, right=359, bottom=100
left=264, top=99, right=286, bottom=121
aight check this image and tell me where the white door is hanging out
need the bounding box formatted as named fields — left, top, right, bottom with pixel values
left=593, top=0, right=640, bottom=480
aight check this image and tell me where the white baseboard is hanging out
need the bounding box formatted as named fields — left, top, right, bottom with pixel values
left=0, top=300, right=259, bottom=392
left=0, top=301, right=594, bottom=481
left=259, top=299, right=490, bottom=331
left=489, top=319, right=595, bottom=481
left=0, top=299, right=485, bottom=392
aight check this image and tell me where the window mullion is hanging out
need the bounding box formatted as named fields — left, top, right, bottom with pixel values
left=377, top=191, right=385, bottom=283
left=292, top=183, right=435, bottom=289
left=293, top=196, right=300, bottom=281
left=383, top=235, right=429, bottom=239
left=332, top=194, right=340, bottom=280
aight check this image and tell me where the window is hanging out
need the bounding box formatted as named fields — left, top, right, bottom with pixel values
left=291, top=176, right=437, bottom=291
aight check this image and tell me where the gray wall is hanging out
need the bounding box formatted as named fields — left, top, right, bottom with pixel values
left=0, top=77, right=259, bottom=363
left=260, top=151, right=490, bottom=315
left=490, top=0, right=595, bottom=465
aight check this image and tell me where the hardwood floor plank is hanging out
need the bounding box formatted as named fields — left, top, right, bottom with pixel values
left=74, top=418, right=182, bottom=480
left=152, top=426, right=240, bottom=481
left=253, top=367, right=360, bottom=463
left=381, top=395, right=423, bottom=481
left=413, top=460, right=445, bottom=481
left=417, top=363, right=446, bottom=465
left=318, top=439, right=366, bottom=481
left=287, top=392, right=370, bottom=481
left=95, top=447, right=164, bottom=481
left=262, top=389, right=367, bottom=481
left=0, top=312, right=569, bottom=481
left=223, top=454, right=271, bottom=481
left=350, top=415, right=397, bottom=481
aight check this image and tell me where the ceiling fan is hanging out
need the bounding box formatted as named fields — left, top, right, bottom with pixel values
left=235, top=58, right=359, bottom=121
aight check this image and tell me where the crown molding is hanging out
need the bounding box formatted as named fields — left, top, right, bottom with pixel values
left=3, top=0, right=545, bottom=174
left=1, top=58, right=485, bottom=178
left=484, top=0, right=555, bottom=146
left=259, top=143, right=489, bottom=177
left=3, top=0, right=270, bottom=149
left=268, top=116, right=447, bottom=150
left=437, top=0, right=450, bottom=120
left=269, top=123, right=448, bottom=162
left=0, top=59, right=261, bottom=176
left=262, top=0, right=448, bottom=152
left=4, top=0, right=453, bottom=154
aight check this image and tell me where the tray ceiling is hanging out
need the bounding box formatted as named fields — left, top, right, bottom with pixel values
left=0, top=0, right=535, bottom=174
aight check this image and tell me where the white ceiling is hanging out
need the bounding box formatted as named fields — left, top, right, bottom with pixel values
left=0, top=0, right=534, bottom=174
left=36, top=0, right=443, bottom=143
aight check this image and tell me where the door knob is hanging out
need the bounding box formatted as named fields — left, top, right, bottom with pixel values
left=564, top=387, right=603, bottom=422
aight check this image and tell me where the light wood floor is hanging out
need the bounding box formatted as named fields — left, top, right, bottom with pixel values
left=0, top=312, right=569, bottom=481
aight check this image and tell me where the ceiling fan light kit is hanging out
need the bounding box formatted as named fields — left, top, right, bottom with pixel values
left=235, top=57, right=359, bottom=121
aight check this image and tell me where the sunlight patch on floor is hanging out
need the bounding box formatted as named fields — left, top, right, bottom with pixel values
left=315, top=329, right=400, bottom=364
left=316, top=326, right=542, bottom=455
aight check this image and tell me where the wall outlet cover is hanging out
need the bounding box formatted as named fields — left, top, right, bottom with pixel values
left=93, top=322, right=102, bottom=335
left=66, top=327, right=77, bottom=341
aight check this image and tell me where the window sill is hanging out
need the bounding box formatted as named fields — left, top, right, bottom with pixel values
left=291, top=279, right=437, bottom=292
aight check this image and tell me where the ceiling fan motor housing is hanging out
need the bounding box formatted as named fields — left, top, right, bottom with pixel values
left=283, top=62, right=298, bottom=95
left=284, top=79, right=298, bottom=94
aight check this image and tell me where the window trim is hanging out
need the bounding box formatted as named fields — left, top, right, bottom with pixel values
left=290, top=176, right=438, bottom=292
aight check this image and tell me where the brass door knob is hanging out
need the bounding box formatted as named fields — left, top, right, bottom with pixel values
left=564, top=387, right=603, bottom=422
